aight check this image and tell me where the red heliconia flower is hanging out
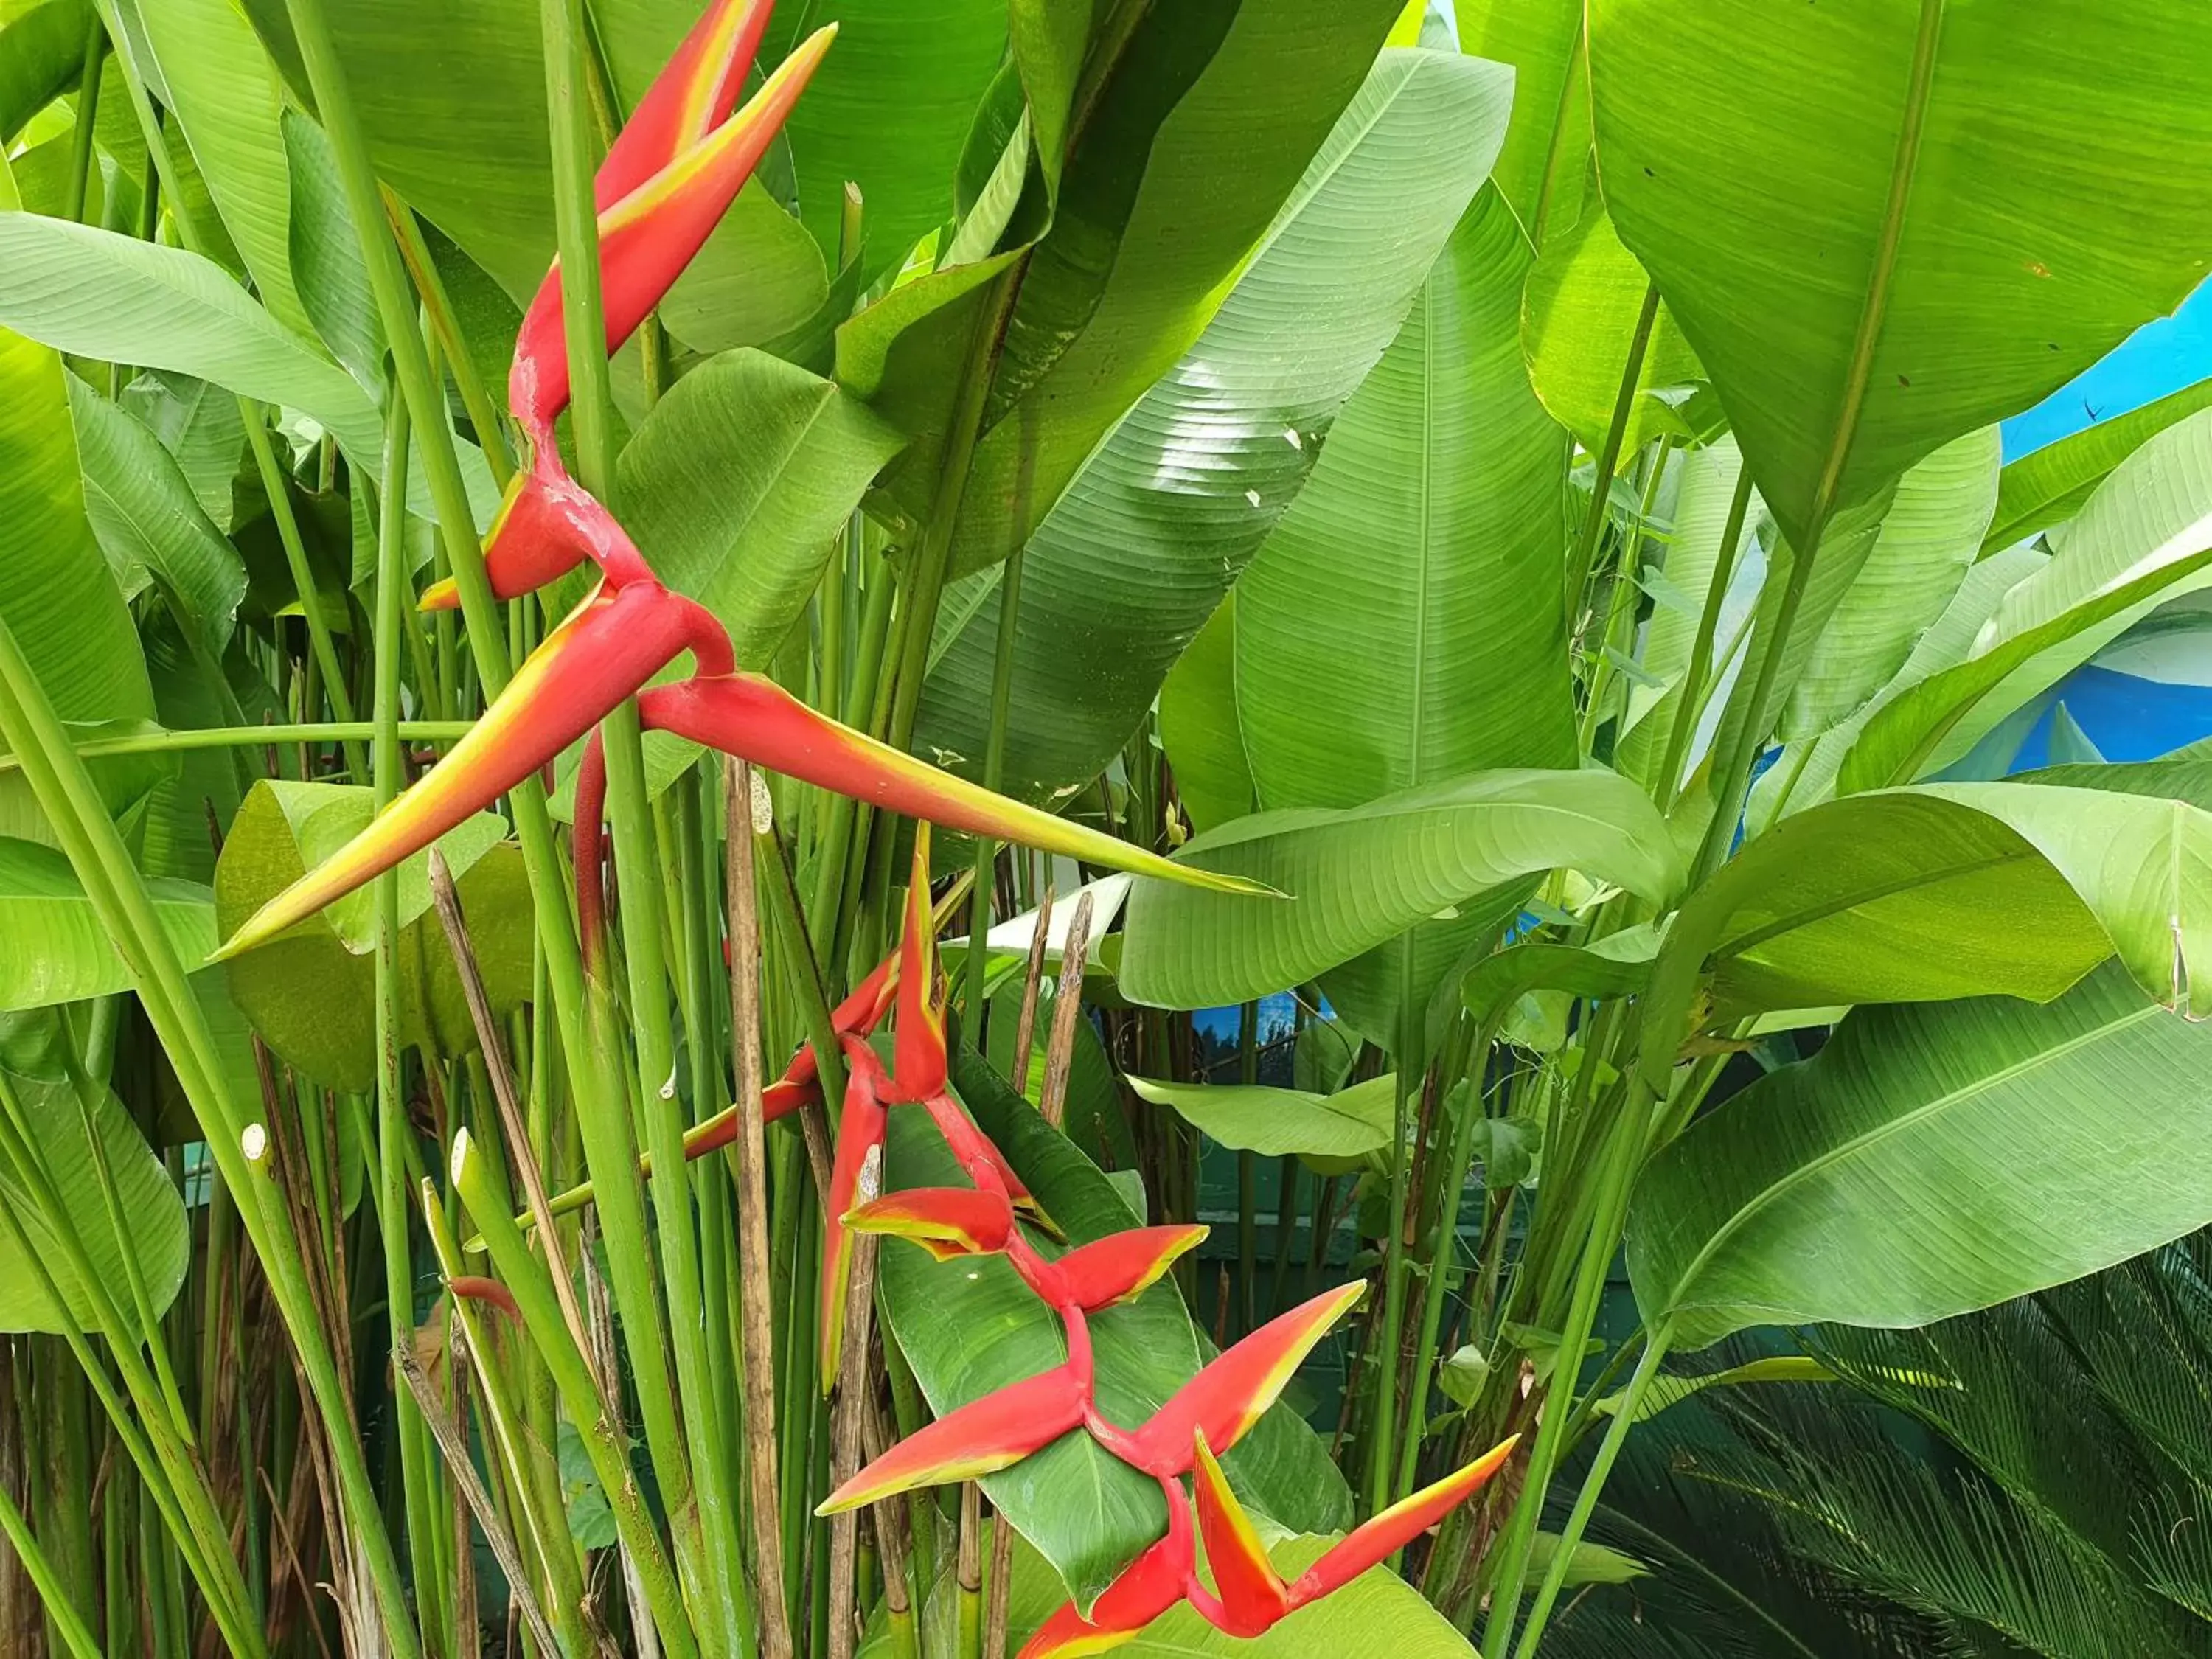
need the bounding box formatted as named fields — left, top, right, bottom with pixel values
left=1091, top=1284, right=1367, bottom=1479
left=849, top=1178, right=1202, bottom=1311
left=1190, top=1429, right=1518, bottom=1637
left=509, top=15, right=836, bottom=442
left=1039, top=1226, right=1208, bottom=1313
left=212, top=577, right=728, bottom=960
left=422, top=0, right=824, bottom=612
left=844, top=1185, right=1017, bottom=1260
left=636, top=674, right=1258, bottom=897
left=419, top=456, right=655, bottom=611
left=446, top=1275, right=521, bottom=1323
left=1018, top=1475, right=1196, bottom=1659
left=816, top=1353, right=1093, bottom=1514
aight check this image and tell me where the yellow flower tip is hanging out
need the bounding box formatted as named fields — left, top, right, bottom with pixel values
left=418, top=576, right=462, bottom=613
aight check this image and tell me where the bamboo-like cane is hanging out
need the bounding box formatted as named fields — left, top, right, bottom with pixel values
left=726, top=759, right=797, bottom=1659
left=1037, top=890, right=1095, bottom=1131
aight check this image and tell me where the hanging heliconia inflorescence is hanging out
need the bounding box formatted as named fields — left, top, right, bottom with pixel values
left=206, top=0, right=1515, bottom=1649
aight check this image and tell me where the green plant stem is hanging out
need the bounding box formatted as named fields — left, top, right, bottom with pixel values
left=0, top=1476, right=101, bottom=1659
left=1237, top=1000, right=1260, bottom=1335
left=60, top=9, right=103, bottom=225
left=246, top=409, right=369, bottom=776
left=0, top=720, right=475, bottom=773
left=383, top=197, right=515, bottom=485
left=455, top=1135, right=699, bottom=1659
left=1512, top=1323, right=1677, bottom=1658
left=1366, top=965, right=1424, bottom=1516
left=421, top=1189, right=593, bottom=1658
left=538, top=0, right=740, bottom=1632
left=370, top=389, right=451, bottom=1656
left=1395, top=1024, right=1500, bottom=1499
left=1652, top=465, right=1756, bottom=809
left=812, top=555, right=897, bottom=964
left=1687, top=516, right=1825, bottom=888
left=1480, top=1082, right=1646, bottom=1659
left=963, top=542, right=1027, bottom=1026
left=1562, top=283, right=1661, bottom=620
left=0, top=610, right=386, bottom=1656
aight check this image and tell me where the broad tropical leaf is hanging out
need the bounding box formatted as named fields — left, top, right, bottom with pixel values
left=0, top=838, right=212, bottom=1010
left=1628, top=966, right=2212, bottom=1349
left=0, top=157, right=159, bottom=841
left=1119, top=768, right=1680, bottom=1009
left=919, top=49, right=1516, bottom=802
left=0, top=1070, right=191, bottom=1335
left=1984, top=374, right=2212, bottom=553
left=1521, top=204, right=1700, bottom=458
left=1589, top=0, right=2212, bottom=555
left=615, top=347, right=904, bottom=668
left=933, top=0, right=1407, bottom=576
left=1124, top=1074, right=1397, bottom=1161
left=214, top=782, right=532, bottom=1088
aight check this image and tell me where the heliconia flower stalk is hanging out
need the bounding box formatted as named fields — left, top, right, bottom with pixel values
left=816, top=1357, right=1091, bottom=1514
left=888, top=827, right=947, bottom=1104
left=211, top=579, right=728, bottom=962
left=418, top=456, right=656, bottom=611
left=639, top=675, right=1273, bottom=898
left=1103, top=1284, right=1367, bottom=1478
left=509, top=22, right=838, bottom=438
left=1018, top=1478, right=1195, bottom=1659
left=820, top=1034, right=891, bottom=1386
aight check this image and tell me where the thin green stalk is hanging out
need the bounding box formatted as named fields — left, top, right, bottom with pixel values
left=811, top=558, right=896, bottom=960
left=0, top=720, right=474, bottom=775
left=1579, top=437, right=1674, bottom=752
left=1365, top=964, right=1423, bottom=1516
left=1687, top=521, right=1824, bottom=888
left=0, top=603, right=402, bottom=1657
left=1513, top=1324, right=1677, bottom=1658
left=1479, top=1085, right=1646, bottom=1659
left=1265, top=1154, right=1300, bottom=1321
left=1651, top=465, right=1754, bottom=810
left=1562, top=283, right=1660, bottom=620
left=538, top=0, right=747, bottom=1626
left=246, top=410, right=369, bottom=776
left=372, top=390, right=451, bottom=1656
left=1237, top=1000, right=1259, bottom=1335
left=453, top=1135, right=700, bottom=1659
left=383, top=198, right=515, bottom=486
left=420, top=1189, right=595, bottom=1659
left=60, top=10, right=104, bottom=225
left=0, top=1475, right=102, bottom=1659
left=1394, top=1026, right=1500, bottom=1499
left=961, top=541, right=1028, bottom=1026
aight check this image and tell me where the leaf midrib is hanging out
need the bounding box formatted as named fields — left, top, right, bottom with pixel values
left=1802, top=0, right=1948, bottom=549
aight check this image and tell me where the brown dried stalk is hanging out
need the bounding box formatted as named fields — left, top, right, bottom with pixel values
left=723, top=759, right=796, bottom=1659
